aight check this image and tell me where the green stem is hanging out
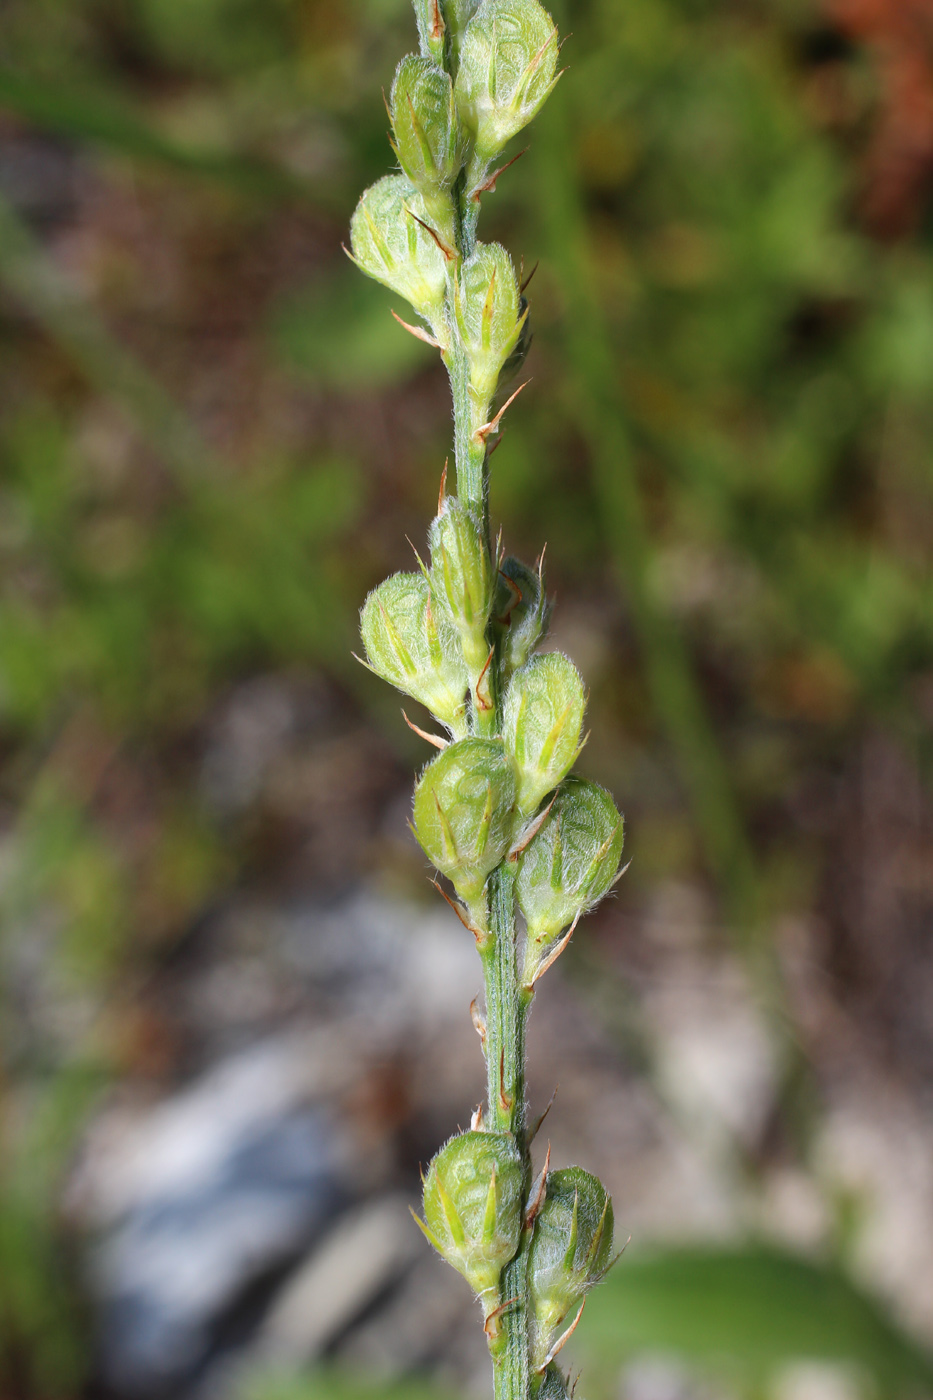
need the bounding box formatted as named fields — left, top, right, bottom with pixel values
left=450, top=333, right=488, bottom=521
left=481, top=861, right=530, bottom=1400
left=445, top=119, right=530, bottom=1400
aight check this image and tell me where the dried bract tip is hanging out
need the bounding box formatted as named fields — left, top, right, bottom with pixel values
left=455, top=0, right=560, bottom=162
left=420, top=1129, right=523, bottom=1299
left=413, top=0, right=447, bottom=65
left=517, top=775, right=624, bottom=947
left=412, top=737, right=517, bottom=901
left=502, top=653, right=585, bottom=815
left=528, top=1167, right=614, bottom=1369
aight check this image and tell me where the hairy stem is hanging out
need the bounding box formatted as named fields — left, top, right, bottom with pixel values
left=450, top=153, right=530, bottom=1389
left=481, top=861, right=530, bottom=1400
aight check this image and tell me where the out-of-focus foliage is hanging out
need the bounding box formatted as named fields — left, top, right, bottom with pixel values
left=1, top=0, right=932, bottom=1395
left=582, top=1245, right=933, bottom=1396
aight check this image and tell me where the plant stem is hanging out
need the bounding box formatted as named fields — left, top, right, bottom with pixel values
left=449, top=181, right=530, bottom=1393
left=481, top=861, right=530, bottom=1400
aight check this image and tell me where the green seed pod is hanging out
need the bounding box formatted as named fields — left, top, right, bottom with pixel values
left=454, top=243, right=526, bottom=408
left=493, top=554, right=552, bottom=679
left=528, top=1167, right=614, bottom=1366
left=517, top=776, right=624, bottom=946
left=503, top=654, right=585, bottom=816
left=533, top=1366, right=571, bottom=1400
left=412, top=0, right=446, bottom=66
left=418, top=1129, right=523, bottom=1300
left=455, top=0, right=560, bottom=162
left=412, top=737, right=517, bottom=900
left=429, top=497, right=494, bottom=673
left=390, top=54, right=464, bottom=199
left=349, top=175, right=448, bottom=334
left=360, top=572, right=468, bottom=737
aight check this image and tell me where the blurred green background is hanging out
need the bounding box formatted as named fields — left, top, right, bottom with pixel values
left=1, top=0, right=933, bottom=1398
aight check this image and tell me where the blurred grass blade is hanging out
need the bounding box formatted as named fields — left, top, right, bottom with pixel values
left=0, top=68, right=302, bottom=199
left=581, top=1244, right=933, bottom=1395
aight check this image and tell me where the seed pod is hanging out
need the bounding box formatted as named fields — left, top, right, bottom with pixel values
left=391, top=54, right=464, bottom=198
left=503, top=654, right=585, bottom=816
left=528, top=1167, right=614, bottom=1366
left=418, top=1129, right=523, bottom=1300
left=534, top=1366, right=571, bottom=1400
left=455, top=0, right=560, bottom=162
left=493, top=554, right=551, bottom=678
left=413, top=737, right=517, bottom=901
left=349, top=175, right=448, bottom=333
left=429, top=497, right=494, bottom=673
left=360, top=572, right=468, bottom=736
left=412, top=0, right=446, bottom=66
left=517, top=776, right=624, bottom=945
left=454, top=243, right=526, bottom=408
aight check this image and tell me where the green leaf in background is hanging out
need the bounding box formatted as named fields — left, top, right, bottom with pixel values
left=0, top=69, right=300, bottom=197
left=270, top=270, right=436, bottom=390
left=580, top=1244, right=933, bottom=1397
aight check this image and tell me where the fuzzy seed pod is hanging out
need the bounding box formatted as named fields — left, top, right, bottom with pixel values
left=455, top=0, right=560, bottom=162
left=503, top=653, right=585, bottom=815
left=413, top=737, right=517, bottom=900
left=391, top=55, right=465, bottom=199
left=534, top=1366, right=571, bottom=1400
left=517, top=776, right=624, bottom=946
left=454, top=243, right=526, bottom=409
left=429, top=497, right=494, bottom=673
left=360, top=572, right=468, bottom=736
left=349, top=175, right=448, bottom=334
left=493, top=554, right=552, bottom=678
left=417, top=1129, right=523, bottom=1300
left=412, top=0, right=447, bottom=66
left=528, top=1167, right=614, bottom=1367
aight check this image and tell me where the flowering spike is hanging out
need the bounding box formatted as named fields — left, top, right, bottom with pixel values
left=349, top=0, right=623, bottom=1388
